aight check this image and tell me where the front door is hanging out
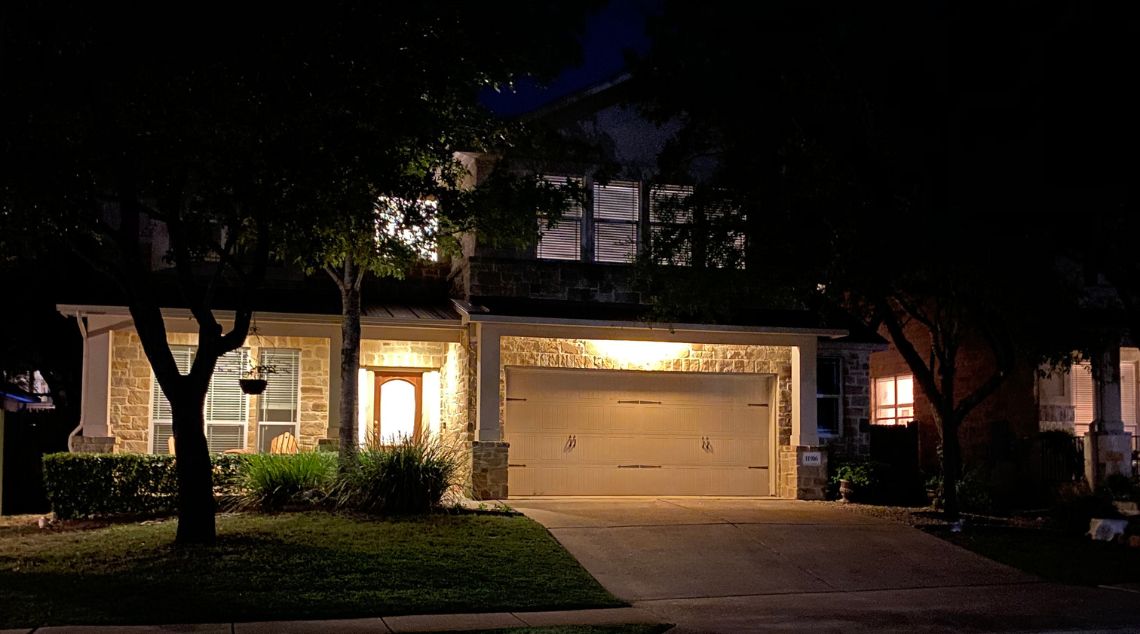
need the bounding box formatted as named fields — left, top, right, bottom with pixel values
left=373, top=372, right=423, bottom=443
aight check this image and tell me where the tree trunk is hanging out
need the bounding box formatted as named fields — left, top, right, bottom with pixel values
left=172, top=397, right=216, bottom=544
left=939, top=413, right=963, bottom=521
left=338, top=280, right=362, bottom=464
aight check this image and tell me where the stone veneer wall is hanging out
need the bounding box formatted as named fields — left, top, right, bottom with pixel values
left=108, top=330, right=330, bottom=453
left=817, top=344, right=874, bottom=462
left=778, top=446, right=828, bottom=499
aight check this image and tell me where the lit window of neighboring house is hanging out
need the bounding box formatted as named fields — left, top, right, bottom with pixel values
left=257, top=348, right=301, bottom=452
left=874, top=374, right=914, bottom=425
left=1071, top=361, right=1138, bottom=436
left=151, top=346, right=250, bottom=454
left=536, top=175, right=583, bottom=260
left=593, top=180, right=640, bottom=263
left=817, top=358, right=843, bottom=437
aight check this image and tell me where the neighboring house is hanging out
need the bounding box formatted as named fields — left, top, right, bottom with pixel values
left=871, top=319, right=1140, bottom=480
left=60, top=80, right=885, bottom=500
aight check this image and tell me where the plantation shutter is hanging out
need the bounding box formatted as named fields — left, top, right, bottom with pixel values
left=151, top=346, right=195, bottom=454
left=258, top=349, right=300, bottom=423
left=593, top=180, right=639, bottom=263
left=536, top=175, right=582, bottom=260
left=649, top=184, right=694, bottom=265
left=1122, top=362, right=1137, bottom=435
left=205, top=349, right=249, bottom=452
left=1072, top=363, right=1094, bottom=436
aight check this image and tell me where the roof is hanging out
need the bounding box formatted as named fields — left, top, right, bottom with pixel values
left=363, top=302, right=460, bottom=322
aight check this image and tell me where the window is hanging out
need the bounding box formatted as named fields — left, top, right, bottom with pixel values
left=257, top=348, right=301, bottom=452
left=536, top=176, right=583, bottom=260
left=874, top=374, right=914, bottom=425
left=649, top=184, right=694, bottom=265
left=374, top=373, right=423, bottom=442
left=1071, top=361, right=1138, bottom=436
left=817, top=358, right=842, bottom=437
left=593, top=180, right=640, bottom=263
left=151, top=346, right=250, bottom=454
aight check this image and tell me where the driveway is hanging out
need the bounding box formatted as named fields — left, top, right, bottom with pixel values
left=512, top=498, right=1140, bottom=633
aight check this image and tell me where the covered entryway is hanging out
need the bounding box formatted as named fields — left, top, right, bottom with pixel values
left=505, top=368, right=772, bottom=496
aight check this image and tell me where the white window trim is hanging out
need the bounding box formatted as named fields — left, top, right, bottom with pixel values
left=256, top=348, right=302, bottom=452
left=873, top=373, right=915, bottom=426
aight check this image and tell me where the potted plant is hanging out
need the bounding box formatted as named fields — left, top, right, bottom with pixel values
left=834, top=463, right=873, bottom=503
left=240, top=362, right=276, bottom=395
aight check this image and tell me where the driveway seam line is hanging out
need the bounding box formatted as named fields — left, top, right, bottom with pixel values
left=631, top=579, right=1049, bottom=603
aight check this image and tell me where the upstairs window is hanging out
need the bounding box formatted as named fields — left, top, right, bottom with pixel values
left=536, top=175, right=583, bottom=261
left=1071, top=361, right=1138, bottom=436
left=593, top=180, right=640, bottom=263
left=649, top=184, right=694, bottom=266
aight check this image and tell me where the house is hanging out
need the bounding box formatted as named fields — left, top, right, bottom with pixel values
left=60, top=80, right=884, bottom=500
left=871, top=317, right=1140, bottom=484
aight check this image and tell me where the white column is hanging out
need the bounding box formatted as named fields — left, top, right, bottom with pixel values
left=791, top=338, right=819, bottom=447
left=328, top=329, right=342, bottom=439
left=81, top=330, right=112, bottom=438
left=1091, top=345, right=1124, bottom=433
left=475, top=323, right=502, bottom=442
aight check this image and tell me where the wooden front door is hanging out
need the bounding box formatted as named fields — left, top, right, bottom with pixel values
left=373, top=372, right=423, bottom=442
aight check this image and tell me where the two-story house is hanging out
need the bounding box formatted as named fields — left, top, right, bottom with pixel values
left=60, top=79, right=884, bottom=500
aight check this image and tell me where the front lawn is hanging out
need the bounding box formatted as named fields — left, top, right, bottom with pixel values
left=927, top=524, right=1140, bottom=586
left=0, top=511, right=623, bottom=628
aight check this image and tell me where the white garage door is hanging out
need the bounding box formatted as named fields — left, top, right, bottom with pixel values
left=505, top=368, right=772, bottom=496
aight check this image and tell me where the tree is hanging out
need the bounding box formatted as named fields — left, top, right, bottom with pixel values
left=632, top=1, right=1080, bottom=518
left=0, top=2, right=592, bottom=542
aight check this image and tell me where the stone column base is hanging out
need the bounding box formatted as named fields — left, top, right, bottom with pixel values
left=471, top=441, right=509, bottom=500
left=1084, top=431, right=1134, bottom=485
left=778, top=445, right=828, bottom=500
left=72, top=436, right=116, bottom=453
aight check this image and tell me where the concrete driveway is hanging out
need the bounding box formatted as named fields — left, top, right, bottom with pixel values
left=512, top=498, right=1140, bottom=633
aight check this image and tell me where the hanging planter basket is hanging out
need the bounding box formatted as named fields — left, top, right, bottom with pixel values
left=240, top=378, right=268, bottom=395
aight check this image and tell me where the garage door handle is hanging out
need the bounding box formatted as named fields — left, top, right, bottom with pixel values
left=701, top=436, right=713, bottom=453
left=563, top=435, right=576, bottom=452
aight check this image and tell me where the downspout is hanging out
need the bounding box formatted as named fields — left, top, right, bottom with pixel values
left=66, top=312, right=86, bottom=453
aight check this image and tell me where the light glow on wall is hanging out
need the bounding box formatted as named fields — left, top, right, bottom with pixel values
left=588, top=339, right=689, bottom=366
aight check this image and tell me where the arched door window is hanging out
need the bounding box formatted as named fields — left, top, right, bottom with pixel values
left=374, top=373, right=422, bottom=443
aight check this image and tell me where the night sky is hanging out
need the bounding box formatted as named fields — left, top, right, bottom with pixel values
left=480, top=0, right=659, bottom=116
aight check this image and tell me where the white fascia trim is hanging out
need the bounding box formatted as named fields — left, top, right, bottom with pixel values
left=56, top=304, right=463, bottom=331
left=454, top=306, right=848, bottom=338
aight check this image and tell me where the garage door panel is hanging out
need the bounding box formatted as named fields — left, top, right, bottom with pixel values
left=506, top=368, right=772, bottom=496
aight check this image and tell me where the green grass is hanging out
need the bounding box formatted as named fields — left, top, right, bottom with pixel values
left=0, top=511, right=623, bottom=628
left=926, top=525, right=1140, bottom=586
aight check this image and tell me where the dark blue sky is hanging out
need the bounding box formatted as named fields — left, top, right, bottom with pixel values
left=480, top=0, right=660, bottom=117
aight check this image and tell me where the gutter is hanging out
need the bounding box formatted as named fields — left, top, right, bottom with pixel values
left=451, top=300, right=849, bottom=339
left=56, top=304, right=463, bottom=331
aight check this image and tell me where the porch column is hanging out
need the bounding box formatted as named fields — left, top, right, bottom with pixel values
left=326, top=328, right=342, bottom=443
left=80, top=329, right=112, bottom=439
left=474, top=322, right=502, bottom=442
left=782, top=339, right=826, bottom=500
left=791, top=340, right=818, bottom=446
left=1085, top=343, right=1132, bottom=486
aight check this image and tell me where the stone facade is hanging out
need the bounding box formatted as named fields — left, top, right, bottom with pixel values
left=107, top=330, right=331, bottom=453
left=469, top=258, right=643, bottom=304
left=818, top=344, right=874, bottom=462
left=359, top=340, right=447, bottom=369
left=72, top=435, right=115, bottom=453
left=778, top=445, right=829, bottom=500
left=470, top=440, right=509, bottom=499
left=1039, top=404, right=1076, bottom=433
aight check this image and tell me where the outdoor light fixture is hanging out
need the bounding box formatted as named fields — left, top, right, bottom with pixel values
left=588, top=339, right=689, bottom=366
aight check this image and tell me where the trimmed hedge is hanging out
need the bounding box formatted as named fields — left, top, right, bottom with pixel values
left=43, top=453, right=247, bottom=519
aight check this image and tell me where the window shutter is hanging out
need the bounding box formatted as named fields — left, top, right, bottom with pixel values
left=207, top=424, right=245, bottom=452
left=1121, top=362, right=1136, bottom=434
left=151, top=346, right=195, bottom=454
left=593, top=180, right=639, bottom=263
left=536, top=175, right=582, bottom=260
left=1072, top=363, right=1094, bottom=435
left=259, top=349, right=300, bottom=424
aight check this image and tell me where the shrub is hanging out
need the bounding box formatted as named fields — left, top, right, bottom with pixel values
left=1050, top=483, right=1121, bottom=535
left=333, top=434, right=461, bottom=514
left=956, top=466, right=995, bottom=514
left=43, top=453, right=248, bottom=520
left=239, top=452, right=337, bottom=511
